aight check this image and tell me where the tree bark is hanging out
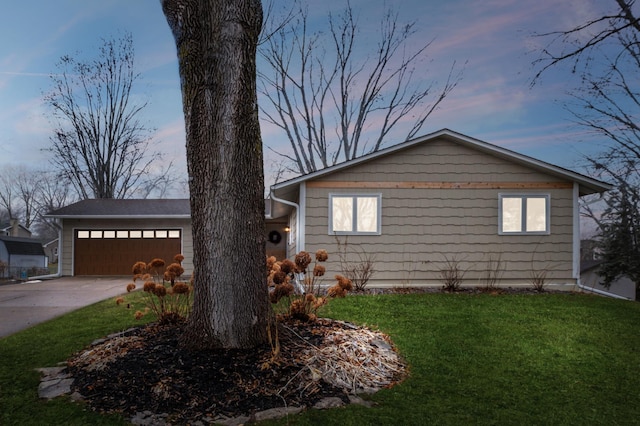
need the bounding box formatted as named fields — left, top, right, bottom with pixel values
left=161, top=0, right=269, bottom=349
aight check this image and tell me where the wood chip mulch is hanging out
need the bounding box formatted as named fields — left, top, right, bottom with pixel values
left=66, top=318, right=406, bottom=424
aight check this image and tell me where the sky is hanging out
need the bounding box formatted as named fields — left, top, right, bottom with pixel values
left=0, top=0, right=623, bottom=192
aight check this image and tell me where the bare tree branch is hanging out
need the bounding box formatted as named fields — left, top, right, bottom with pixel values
left=259, top=1, right=463, bottom=175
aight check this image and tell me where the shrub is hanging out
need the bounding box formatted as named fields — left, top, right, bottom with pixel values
left=267, top=250, right=352, bottom=322
left=440, top=256, right=466, bottom=292
left=125, top=254, right=192, bottom=324
left=335, top=236, right=376, bottom=292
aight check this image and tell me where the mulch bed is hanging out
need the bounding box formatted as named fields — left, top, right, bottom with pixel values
left=66, top=317, right=405, bottom=424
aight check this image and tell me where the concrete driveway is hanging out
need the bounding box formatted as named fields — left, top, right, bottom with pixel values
left=0, top=276, right=130, bottom=338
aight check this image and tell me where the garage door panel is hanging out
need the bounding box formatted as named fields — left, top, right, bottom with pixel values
left=74, top=230, right=182, bottom=275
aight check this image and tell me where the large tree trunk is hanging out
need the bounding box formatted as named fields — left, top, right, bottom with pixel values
left=161, top=0, right=269, bottom=349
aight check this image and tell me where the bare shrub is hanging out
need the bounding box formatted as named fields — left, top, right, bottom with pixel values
left=335, top=237, right=376, bottom=292
left=481, top=254, right=505, bottom=290
left=530, top=269, right=549, bottom=292
left=439, top=256, right=467, bottom=292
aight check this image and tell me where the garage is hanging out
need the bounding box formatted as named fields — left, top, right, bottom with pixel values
left=74, top=229, right=182, bottom=275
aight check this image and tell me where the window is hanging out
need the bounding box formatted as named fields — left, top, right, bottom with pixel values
left=329, top=194, right=381, bottom=235
left=499, top=194, right=550, bottom=235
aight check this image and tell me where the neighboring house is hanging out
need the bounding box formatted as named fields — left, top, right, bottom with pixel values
left=0, top=219, right=32, bottom=238
left=42, top=238, right=59, bottom=264
left=268, top=129, right=611, bottom=289
left=45, top=198, right=288, bottom=277
left=579, top=239, right=636, bottom=300
left=0, top=236, right=47, bottom=278
left=46, top=129, right=611, bottom=289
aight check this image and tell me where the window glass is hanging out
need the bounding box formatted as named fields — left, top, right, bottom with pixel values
left=357, top=196, right=378, bottom=232
left=143, top=230, right=155, bottom=238
left=117, top=230, right=128, bottom=238
left=156, top=230, right=168, bottom=238
left=168, top=230, right=181, bottom=238
left=129, top=230, right=142, bottom=238
left=526, top=197, right=547, bottom=232
left=103, top=230, right=116, bottom=238
left=332, top=197, right=353, bottom=232
left=77, top=230, right=90, bottom=239
left=90, top=230, right=102, bottom=239
left=501, top=197, right=522, bottom=233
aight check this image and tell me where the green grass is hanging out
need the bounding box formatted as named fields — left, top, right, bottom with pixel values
left=1, top=292, right=639, bottom=425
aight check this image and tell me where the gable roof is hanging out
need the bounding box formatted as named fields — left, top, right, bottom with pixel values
left=0, top=236, right=46, bottom=256
left=271, top=129, right=612, bottom=197
left=45, top=199, right=191, bottom=219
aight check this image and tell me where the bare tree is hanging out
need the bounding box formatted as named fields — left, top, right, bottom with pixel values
left=44, top=33, right=165, bottom=199
left=161, top=0, right=270, bottom=349
left=0, top=165, right=42, bottom=229
left=533, top=0, right=640, bottom=296
left=259, top=1, right=463, bottom=175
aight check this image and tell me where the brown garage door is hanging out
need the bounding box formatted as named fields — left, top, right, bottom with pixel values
left=74, top=229, right=182, bottom=275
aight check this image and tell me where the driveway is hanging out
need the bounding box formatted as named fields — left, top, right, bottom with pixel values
left=0, top=276, right=130, bottom=338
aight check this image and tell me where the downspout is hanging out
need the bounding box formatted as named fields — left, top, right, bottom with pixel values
left=577, top=282, right=632, bottom=300
left=29, top=218, right=63, bottom=280
left=268, top=189, right=302, bottom=253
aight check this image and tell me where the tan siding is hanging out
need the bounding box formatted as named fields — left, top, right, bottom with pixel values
left=301, top=137, right=576, bottom=288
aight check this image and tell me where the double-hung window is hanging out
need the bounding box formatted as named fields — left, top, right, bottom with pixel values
left=329, top=194, right=381, bottom=235
left=499, top=194, right=550, bottom=235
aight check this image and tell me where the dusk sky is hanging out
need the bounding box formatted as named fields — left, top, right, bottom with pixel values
left=0, top=0, right=621, bottom=190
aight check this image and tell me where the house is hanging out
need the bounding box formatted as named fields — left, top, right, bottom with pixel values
left=0, top=236, right=48, bottom=279
left=47, top=129, right=611, bottom=289
left=42, top=238, right=59, bottom=264
left=268, top=129, right=611, bottom=289
left=1, top=219, right=32, bottom=238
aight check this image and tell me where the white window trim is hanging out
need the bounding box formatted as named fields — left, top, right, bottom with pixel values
left=498, top=193, right=551, bottom=235
left=328, top=193, right=382, bottom=235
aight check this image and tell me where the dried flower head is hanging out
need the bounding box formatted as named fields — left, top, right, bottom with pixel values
left=174, top=254, right=185, bottom=263
left=315, top=249, right=328, bottom=262
left=295, top=251, right=312, bottom=272
left=132, top=261, right=147, bottom=275
left=269, top=282, right=294, bottom=303
left=149, top=258, right=165, bottom=268
left=272, top=270, right=288, bottom=285
left=305, top=293, right=316, bottom=303
left=266, top=256, right=277, bottom=271
left=335, top=274, right=353, bottom=291
left=115, top=297, right=125, bottom=305
left=143, top=281, right=156, bottom=292
left=134, top=310, right=144, bottom=320
left=173, top=282, right=190, bottom=294
left=126, top=283, right=136, bottom=293
left=314, top=297, right=327, bottom=309
left=166, top=263, right=185, bottom=277
left=142, top=273, right=151, bottom=281
left=133, top=273, right=142, bottom=282
left=280, top=259, right=295, bottom=274
left=313, top=264, right=326, bottom=277
left=327, top=284, right=346, bottom=298
left=153, top=284, right=167, bottom=297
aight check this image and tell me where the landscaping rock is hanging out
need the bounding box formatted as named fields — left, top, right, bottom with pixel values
left=313, top=396, right=345, bottom=409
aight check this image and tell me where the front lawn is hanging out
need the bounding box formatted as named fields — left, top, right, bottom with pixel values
left=1, top=292, right=639, bottom=425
